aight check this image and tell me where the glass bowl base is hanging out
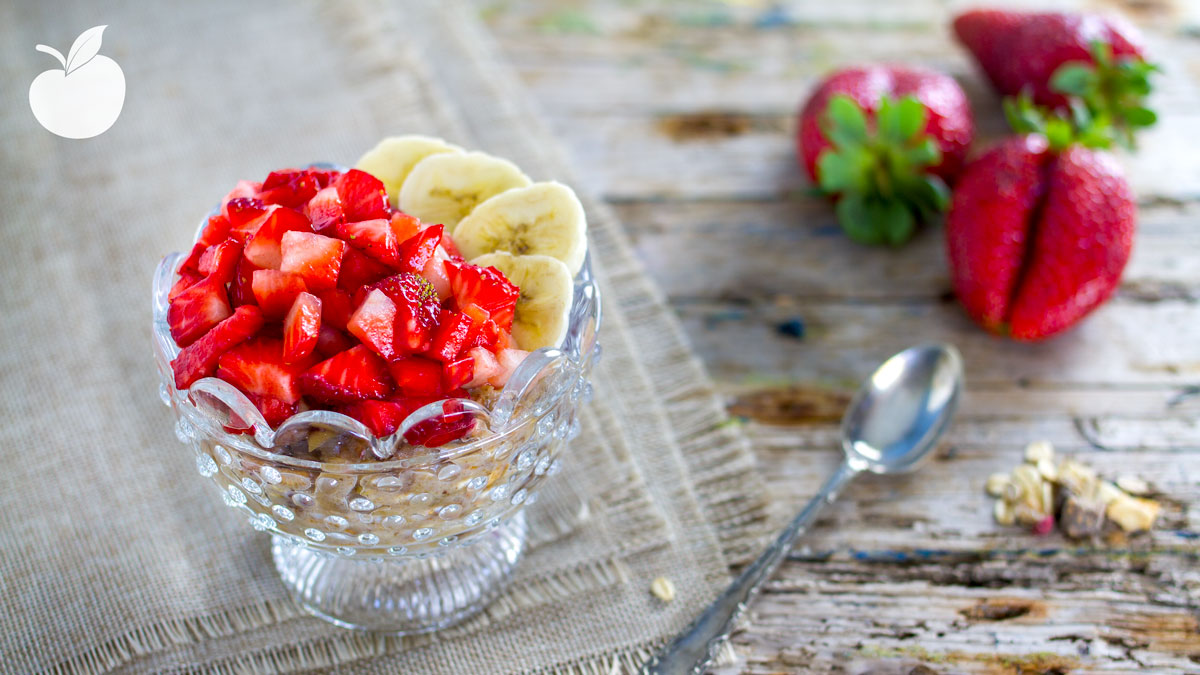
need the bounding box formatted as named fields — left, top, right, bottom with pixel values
left=272, top=511, right=527, bottom=634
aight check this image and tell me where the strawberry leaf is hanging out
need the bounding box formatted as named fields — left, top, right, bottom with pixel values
left=1045, top=39, right=1160, bottom=150
left=823, top=95, right=869, bottom=147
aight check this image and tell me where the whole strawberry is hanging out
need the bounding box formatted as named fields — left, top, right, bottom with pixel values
left=954, top=9, right=1157, bottom=147
left=945, top=134, right=1135, bottom=341
left=797, top=66, right=974, bottom=245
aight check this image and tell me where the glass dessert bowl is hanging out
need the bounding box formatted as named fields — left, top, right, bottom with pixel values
left=152, top=151, right=600, bottom=634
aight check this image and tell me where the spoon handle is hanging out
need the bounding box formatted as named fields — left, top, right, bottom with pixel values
left=642, top=460, right=859, bottom=675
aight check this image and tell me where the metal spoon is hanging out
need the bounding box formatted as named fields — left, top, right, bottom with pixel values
left=642, top=344, right=964, bottom=674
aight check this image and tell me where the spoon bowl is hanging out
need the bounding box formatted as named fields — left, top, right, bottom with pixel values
left=842, top=344, right=964, bottom=475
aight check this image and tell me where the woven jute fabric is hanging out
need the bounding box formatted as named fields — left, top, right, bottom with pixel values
left=0, top=2, right=770, bottom=672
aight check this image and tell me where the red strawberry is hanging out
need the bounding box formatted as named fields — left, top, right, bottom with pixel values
left=428, top=310, right=473, bottom=363
left=399, top=223, right=443, bottom=273
left=336, top=219, right=401, bottom=267
left=301, top=345, right=394, bottom=403
left=389, top=212, right=421, bottom=244
left=229, top=255, right=262, bottom=307
left=339, top=398, right=413, bottom=437
left=169, top=272, right=202, bottom=302
left=223, top=197, right=267, bottom=230
left=401, top=399, right=475, bottom=447
left=309, top=169, right=341, bottom=188
left=334, top=169, right=390, bottom=222
left=369, top=273, right=440, bottom=353
left=168, top=277, right=232, bottom=347
left=387, top=356, right=444, bottom=397
left=315, top=324, right=356, bottom=358
left=446, top=261, right=520, bottom=331
left=170, top=305, right=264, bottom=388
left=217, top=337, right=308, bottom=404
left=244, top=207, right=312, bottom=269
left=304, top=186, right=344, bottom=233
left=443, top=356, right=475, bottom=391
left=797, top=66, right=973, bottom=245
left=251, top=269, right=308, bottom=319
left=197, top=238, right=242, bottom=285
left=222, top=180, right=261, bottom=205
left=280, top=231, right=346, bottom=292
left=315, top=288, right=355, bottom=331
left=946, top=135, right=1135, bottom=341
left=337, top=248, right=392, bottom=292
left=180, top=214, right=236, bottom=274
left=347, top=289, right=399, bottom=360
left=245, top=393, right=297, bottom=428
left=283, top=292, right=322, bottom=364
left=259, top=169, right=320, bottom=209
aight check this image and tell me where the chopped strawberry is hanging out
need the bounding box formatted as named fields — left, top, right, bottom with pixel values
left=347, top=289, right=399, bottom=360
left=466, top=347, right=503, bottom=388
left=246, top=393, right=297, bottom=428
left=196, top=213, right=234, bottom=250
left=309, top=169, right=341, bottom=189
left=334, top=169, right=390, bottom=222
left=222, top=180, right=261, bottom=206
left=168, top=277, right=233, bottom=347
left=197, top=238, right=242, bottom=285
left=493, top=348, right=529, bottom=388
left=463, top=304, right=501, bottom=352
left=443, top=356, right=475, bottom=391
left=315, top=288, right=355, bottom=330
left=315, top=324, right=356, bottom=357
left=339, top=398, right=413, bottom=437
left=428, top=310, right=473, bottom=363
left=169, top=272, right=202, bottom=302
left=280, top=231, right=345, bottom=292
left=217, top=337, right=306, bottom=404
left=439, top=233, right=463, bottom=260
left=421, top=248, right=453, bottom=301
left=251, top=269, right=308, bottom=319
left=390, top=212, right=421, bottom=243
left=259, top=169, right=319, bottom=209
left=301, top=345, right=394, bottom=404
left=179, top=242, right=207, bottom=276
left=170, top=305, right=264, bottom=389
left=244, top=207, right=312, bottom=269
left=283, top=292, right=322, bottom=364
left=387, top=356, right=444, bottom=397
left=223, top=197, right=267, bottom=230
left=494, top=328, right=513, bottom=353
left=229, top=255, right=262, bottom=307
left=446, top=261, right=520, bottom=331
left=399, top=223, right=443, bottom=274
left=337, top=248, right=392, bottom=292
left=336, top=219, right=401, bottom=267
left=370, top=273, right=440, bottom=353
left=403, top=399, right=475, bottom=447
left=305, top=186, right=344, bottom=233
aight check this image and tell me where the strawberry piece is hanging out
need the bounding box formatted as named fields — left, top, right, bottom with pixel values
left=259, top=169, right=319, bottom=209
left=309, top=169, right=341, bottom=188
left=283, top=292, right=322, bottom=364
left=421, top=248, right=453, bottom=301
left=316, top=288, right=355, bottom=330
left=402, top=399, right=475, bottom=448
left=280, top=231, right=345, bottom=292
left=180, top=209, right=232, bottom=275
left=197, top=238, right=242, bottom=285
left=301, top=345, right=394, bottom=404
left=428, top=310, right=473, bottom=363
left=244, top=207, right=312, bottom=269
left=347, top=289, right=399, bottom=360
left=169, top=272, right=202, bottom=302
left=387, top=356, right=444, bottom=397
left=465, top=347, right=502, bottom=389
left=170, top=305, right=263, bottom=389
left=305, top=186, right=344, bottom=233
left=336, top=219, right=401, bottom=267
left=246, top=393, right=297, bottom=428
left=399, top=224, right=443, bottom=274
left=223, top=197, right=267, bottom=229
left=337, top=248, right=392, bottom=293
left=179, top=243, right=208, bottom=276
left=439, top=232, right=463, bottom=260
left=251, top=269, right=308, bottom=319
left=222, top=180, right=261, bottom=206
left=446, top=261, right=520, bottom=331
left=339, top=398, right=413, bottom=437
left=229, top=255, right=262, bottom=307
left=443, top=356, right=475, bottom=391
left=168, top=277, right=233, bottom=347
left=315, top=324, right=356, bottom=357
left=334, top=169, right=390, bottom=222
left=217, top=337, right=306, bottom=404
left=390, top=212, right=421, bottom=244
left=370, top=273, right=440, bottom=353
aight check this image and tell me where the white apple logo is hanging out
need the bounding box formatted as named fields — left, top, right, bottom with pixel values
left=29, top=25, right=126, bottom=140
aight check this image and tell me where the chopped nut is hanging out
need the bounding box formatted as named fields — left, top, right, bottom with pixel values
left=1057, top=459, right=1098, bottom=497
left=1115, top=474, right=1150, bottom=496
left=993, top=499, right=1015, bottom=526
left=1011, top=465, right=1048, bottom=514
left=1036, top=458, right=1058, bottom=482
left=1024, top=440, right=1055, bottom=464
left=1106, top=494, right=1160, bottom=533
left=1060, top=496, right=1107, bottom=539
left=650, top=576, right=676, bottom=603
left=985, top=472, right=1012, bottom=498
left=1002, top=481, right=1023, bottom=503
left=1013, top=503, right=1043, bottom=526
left=1096, top=481, right=1125, bottom=506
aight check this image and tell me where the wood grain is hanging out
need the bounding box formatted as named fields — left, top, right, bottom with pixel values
left=476, top=0, right=1200, bottom=671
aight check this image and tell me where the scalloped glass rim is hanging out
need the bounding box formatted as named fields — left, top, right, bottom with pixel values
left=152, top=162, right=600, bottom=472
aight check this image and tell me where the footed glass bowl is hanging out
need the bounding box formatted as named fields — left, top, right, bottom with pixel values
left=152, top=207, right=600, bottom=634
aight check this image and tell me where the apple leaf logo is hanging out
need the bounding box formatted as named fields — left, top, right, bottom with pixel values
left=29, top=25, right=126, bottom=139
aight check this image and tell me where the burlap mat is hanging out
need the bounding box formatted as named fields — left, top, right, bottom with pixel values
left=0, top=1, right=770, bottom=672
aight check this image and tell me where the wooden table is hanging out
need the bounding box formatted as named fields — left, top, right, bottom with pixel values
left=478, top=1, right=1200, bottom=671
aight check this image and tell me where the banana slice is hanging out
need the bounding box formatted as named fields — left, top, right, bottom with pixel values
left=453, top=181, right=587, bottom=276
left=354, top=135, right=463, bottom=207
left=399, top=151, right=531, bottom=229
left=470, top=252, right=573, bottom=351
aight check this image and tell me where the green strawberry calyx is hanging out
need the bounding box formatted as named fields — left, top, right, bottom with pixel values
left=1003, top=92, right=1114, bottom=151
left=816, top=94, right=950, bottom=247
left=1049, top=40, right=1159, bottom=149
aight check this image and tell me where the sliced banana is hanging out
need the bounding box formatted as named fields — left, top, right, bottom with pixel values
left=470, top=252, right=573, bottom=351
left=354, top=135, right=463, bottom=207
left=398, top=151, right=531, bottom=229
left=453, top=181, right=587, bottom=276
